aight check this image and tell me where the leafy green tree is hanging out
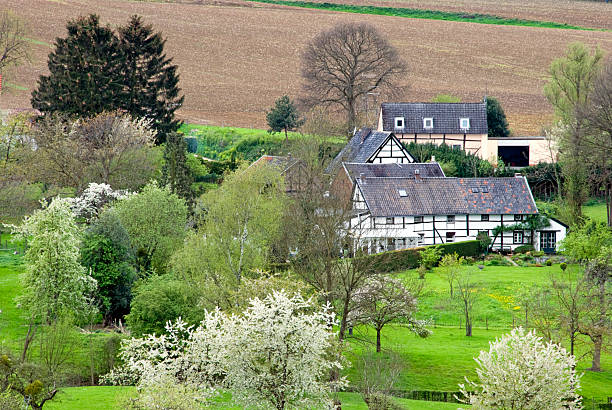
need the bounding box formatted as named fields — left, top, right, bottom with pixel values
left=18, top=197, right=97, bottom=323
left=197, top=163, right=286, bottom=285
left=266, top=95, right=305, bottom=142
left=486, top=97, right=510, bottom=138
left=544, top=42, right=603, bottom=225
left=17, top=197, right=97, bottom=360
left=118, top=15, right=183, bottom=144
left=31, top=15, right=124, bottom=116
left=114, top=182, right=187, bottom=275
left=162, top=132, right=193, bottom=202
left=81, top=211, right=136, bottom=324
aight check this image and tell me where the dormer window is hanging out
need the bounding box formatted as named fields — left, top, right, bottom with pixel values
left=398, top=189, right=407, bottom=197
left=394, top=117, right=405, bottom=129
left=460, top=118, right=470, bottom=130
left=423, top=118, right=433, bottom=129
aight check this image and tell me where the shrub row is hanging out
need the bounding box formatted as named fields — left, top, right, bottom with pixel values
left=367, top=240, right=481, bottom=274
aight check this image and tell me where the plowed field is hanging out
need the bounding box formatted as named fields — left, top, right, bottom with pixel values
left=2, top=0, right=611, bottom=135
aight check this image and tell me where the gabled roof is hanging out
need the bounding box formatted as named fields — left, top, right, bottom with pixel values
left=343, top=162, right=445, bottom=182
left=251, top=155, right=300, bottom=174
left=380, top=102, right=488, bottom=134
left=326, top=128, right=410, bottom=174
left=356, top=176, right=537, bottom=217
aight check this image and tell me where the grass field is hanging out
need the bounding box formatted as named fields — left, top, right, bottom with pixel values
left=583, top=200, right=608, bottom=224
left=248, top=0, right=602, bottom=31
left=4, top=0, right=611, bottom=135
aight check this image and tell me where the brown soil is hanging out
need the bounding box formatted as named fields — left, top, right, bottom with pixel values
left=2, top=0, right=611, bottom=135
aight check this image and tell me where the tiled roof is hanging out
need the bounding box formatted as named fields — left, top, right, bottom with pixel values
left=380, top=102, right=488, bottom=134
left=356, top=176, right=537, bottom=217
left=343, top=162, right=445, bottom=181
left=325, top=128, right=395, bottom=174
left=251, top=155, right=299, bottom=173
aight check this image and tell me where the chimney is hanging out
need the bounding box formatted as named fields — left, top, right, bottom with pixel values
left=359, top=173, right=366, bottom=184
left=431, top=155, right=436, bottom=162
left=414, top=169, right=421, bottom=180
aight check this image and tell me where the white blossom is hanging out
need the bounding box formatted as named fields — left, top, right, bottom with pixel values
left=67, top=182, right=131, bottom=222
left=458, top=327, right=583, bottom=409
left=102, top=292, right=345, bottom=409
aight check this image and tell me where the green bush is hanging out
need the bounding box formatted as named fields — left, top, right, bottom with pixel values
left=513, top=244, right=535, bottom=254
left=546, top=259, right=552, bottom=266
left=126, top=275, right=204, bottom=336
left=560, top=262, right=567, bottom=271
left=364, top=392, right=403, bottom=410
left=366, top=241, right=480, bottom=273
left=532, top=251, right=545, bottom=257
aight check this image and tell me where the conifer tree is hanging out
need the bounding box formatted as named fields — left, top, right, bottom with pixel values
left=118, top=15, right=184, bottom=144
left=486, top=96, right=510, bottom=138
left=31, top=15, right=124, bottom=116
left=162, top=132, right=193, bottom=202
left=266, top=95, right=304, bottom=142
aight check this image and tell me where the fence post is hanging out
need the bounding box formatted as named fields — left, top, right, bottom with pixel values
left=459, top=318, right=462, bottom=329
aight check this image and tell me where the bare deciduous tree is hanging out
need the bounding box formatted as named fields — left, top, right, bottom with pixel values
left=301, top=22, right=407, bottom=135
left=456, top=271, right=477, bottom=337
left=31, top=112, right=157, bottom=192
left=0, top=10, right=30, bottom=81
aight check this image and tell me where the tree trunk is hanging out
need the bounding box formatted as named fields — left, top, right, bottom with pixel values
left=464, top=301, right=472, bottom=337
left=589, top=335, right=602, bottom=371
left=338, top=296, right=350, bottom=342
left=347, top=98, right=356, bottom=137
left=21, top=322, right=37, bottom=361
left=376, top=328, right=381, bottom=353
left=284, top=127, right=288, bottom=144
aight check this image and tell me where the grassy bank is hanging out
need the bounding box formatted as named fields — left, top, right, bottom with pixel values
left=248, top=0, right=603, bottom=31
left=180, top=124, right=345, bottom=162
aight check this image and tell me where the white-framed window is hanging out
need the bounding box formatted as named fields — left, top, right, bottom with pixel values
left=460, top=118, right=470, bottom=130
left=481, top=214, right=489, bottom=221
left=514, top=214, right=523, bottom=221
left=386, top=217, right=394, bottom=225
left=414, top=216, right=423, bottom=223
left=513, top=231, right=524, bottom=244
left=418, top=233, right=424, bottom=245
left=394, top=117, right=405, bottom=129
left=423, top=118, right=433, bottom=129
left=452, top=144, right=462, bottom=150
left=447, top=215, right=455, bottom=223
left=446, top=232, right=455, bottom=243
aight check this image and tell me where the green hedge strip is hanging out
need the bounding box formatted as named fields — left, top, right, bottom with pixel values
left=367, top=240, right=481, bottom=273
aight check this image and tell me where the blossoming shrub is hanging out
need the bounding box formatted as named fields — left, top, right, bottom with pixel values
left=458, top=327, right=582, bottom=409
left=103, top=291, right=345, bottom=409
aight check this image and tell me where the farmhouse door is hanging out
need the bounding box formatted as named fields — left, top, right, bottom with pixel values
left=539, top=231, right=556, bottom=254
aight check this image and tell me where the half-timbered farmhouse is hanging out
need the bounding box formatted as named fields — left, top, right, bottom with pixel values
left=350, top=174, right=567, bottom=253
left=377, top=100, right=556, bottom=166
left=325, top=128, right=414, bottom=175
left=378, top=101, right=488, bottom=156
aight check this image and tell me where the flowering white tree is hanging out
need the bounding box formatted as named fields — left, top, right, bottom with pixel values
left=218, top=291, right=346, bottom=410
left=458, top=327, right=583, bottom=409
left=67, top=182, right=130, bottom=222
left=103, top=291, right=344, bottom=410
left=17, top=197, right=97, bottom=358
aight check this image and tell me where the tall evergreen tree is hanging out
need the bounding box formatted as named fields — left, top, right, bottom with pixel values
left=31, top=15, right=124, bottom=116
left=162, top=131, right=193, bottom=202
left=118, top=15, right=184, bottom=144
left=486, top=96, right=510, bottom=138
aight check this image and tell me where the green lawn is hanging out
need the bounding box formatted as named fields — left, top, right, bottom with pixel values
left=46, top=388, right=463, bottom=409
left=397, top=265, right=559, bottom=327
left=583, top=201, right=608, bottom=224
